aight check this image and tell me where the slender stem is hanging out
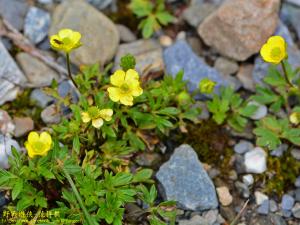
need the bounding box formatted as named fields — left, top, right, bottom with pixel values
left=66, top=53, right=78, bottom=89
left=281, top=61, right=294, bottom=88
left=58, top=160, right=94, bottom=225
left=28, top=207, right=42, bottom=225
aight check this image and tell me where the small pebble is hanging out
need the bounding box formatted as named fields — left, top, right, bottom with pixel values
left=291, top=148, right=300, bottom=160
left=13, top=117, right=34, bottom=137
left=244, top=147, right=267, bottom=174
left=281, top=194, right=295, bottom=210
left=255, top=191, right=269, bottom=205
left=295, top=176, right=300, bottom=187
left=234, top=140, right=253, bottom=154
left=41, top=104, right=61, bottom=124
left=271, top=144, right=288, bottom=157
left=248, top=101, right=268, bottom=120
left=292, top=203, right=300, bottom=218
left=216, top=186, right=233, bottom=206
left=257, top=199, right=269, bottom=215
left=159, top=35, right=173, bottom=47
left=269, top=199, right=278, bottom=212
left=242, top=174, right=254, bottom=186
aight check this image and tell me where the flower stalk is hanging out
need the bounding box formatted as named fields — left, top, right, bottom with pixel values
left=66, top=52, right=78, bottom=89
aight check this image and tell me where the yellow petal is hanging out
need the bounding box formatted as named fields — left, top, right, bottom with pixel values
left=50, top=35, right=62, bottom=50
left=110, top=70, right=126, bottom=87
left=28, top=132, right=39, bottom=144
left=267, top=36, right=285, bottom=47
left=130, top=84, right=143, bottom=97
left=81, top=112, right=91, bottom=123
left=108, top=87, right=122, bottom=102
left=58, top=29, right=73, bottom=39
left=125, top=69, right=139, bottom=83
left=92, top=118, right=104, bottom=128
left=40, top=132, right=52, bottom=147
left=25, top=142, right=35, bottom=158
left=120, top=95, right=134, bottom=106
left=99, top=109, right=113, bottom=121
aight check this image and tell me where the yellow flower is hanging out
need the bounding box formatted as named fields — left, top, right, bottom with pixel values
left=25, top=132, right=52, bottom=158
left=199, top=78, right=216, bottom=94
left=260, top=36, right=288, bottom=64
left=290, top=112, right=300, bottom=125
left=50, top=29, right=82, bottom=53
left=107, top=69, right=143, bottom=106
left=81, top=107, right=113, bottom=129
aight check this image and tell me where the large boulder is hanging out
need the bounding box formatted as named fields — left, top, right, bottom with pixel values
left=49, top=0, right=119, bottom=66
left=198, top=0, right=280, bottom=61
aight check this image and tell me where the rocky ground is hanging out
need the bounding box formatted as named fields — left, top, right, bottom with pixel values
left=1, top=0, right=300, bottom=224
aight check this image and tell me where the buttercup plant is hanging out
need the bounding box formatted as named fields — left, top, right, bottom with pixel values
left=0, top=29, right=199, bottom=225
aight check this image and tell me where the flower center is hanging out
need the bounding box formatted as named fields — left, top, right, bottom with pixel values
left=33, top=141, right=46, bottom=152
left=120, top=84, right=130, bottom=93
left=88, top=107, right=100, bottom=119
left=271, top=47, right=282, bottom=58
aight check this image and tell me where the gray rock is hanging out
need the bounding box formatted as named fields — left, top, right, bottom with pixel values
left=253, top=21, right=300, bottom=85
left=0, top=40, right=26, bottom=105
left=286, top=0, right=300, bottom=6
left=87, top=0, right=113, bottom=9
left=282, top=209, right=292, bottom=218
left=281, top=194, right=295, bottom=210
left=236, top=64, right=255, bottom=92
left=117, top=24, right=137, bottom=43
left=269, top=199, right=278, bottom=212
left=114, top=39, right=164, bottom=75
left=156, top=144, right=218, bottom=211
left=255, top=191, right=269, bottom=205
left=38, top=0, right=53, bottom=4
left=214, top=57, right=239, bottom=76
left=49, top=0, right=119, bottom=67
left=30, top=89, right=54, bottom=108
left=244, top=147, right=267, bottom=174
left=16, top=53, right=59, bottom=87
left=13, top=117, right=34, bottom=138
left=242, top=174, right=254, bottom=186
left=163, top=40, right=227, bottom=95
left=292, top=203, right=300, bottom=218
left=271, top=144, right=288, bottom=157
left=281, top=3, right=300, bottom=39
left=41, top=104, right=61, bottom=124
left=234, top=154, right=246, bottom=174
left=235, top=181, right=250, bottom=198
left=295, top=188, right=300, bottom=202
left=248, top=101, right=267, bottom=120
left=198, top=0, right=280, bottom=61
left=216, top=186, right=232, bottom=206
left=202, top=209, right=218, bottom=224
left=0, top=110, right=15, bottom=135
left=0, top=135, right=21, bottom=169
left=0, top=0, right=29, bottom=31
left=295, top=176, right=300, bottom=188
left=24, top=7, right=50, bottom=44
left=183, top=3, right=217, bottom=28
left=269, top=214, right=287, bottom=225
left=257, top=200, right=269, bottom=215
left=291, top=148, right=300, bottom=160
left=234, top=140, right=253, bottom=154
left=58, top=80, right=79, bottom=102
left=178, top=215, right=208, bottom=225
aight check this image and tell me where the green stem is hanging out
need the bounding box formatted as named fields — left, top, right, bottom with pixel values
left=60, top=162, right=94, bottom=225
left=66, top=53, right=78, bottom=89
left=281, top=61, right=294, bottom=88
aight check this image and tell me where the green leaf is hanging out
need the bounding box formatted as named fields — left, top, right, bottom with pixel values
left=253, top=127, right=281, bottom=150
left=157, top=107, right=180, bottom=116
left=35, top=196, right=47, bottom=208
left=129, top=0, right=154, bottom=17
left=12, top=179, right=23, bottom=200
left=16, top=195, right=35, bottom=210
left=239, top=104, right=258, bottom=117
left=142, top=16, right=157, bottom=38
left=156, top=11, right=174, bottom=25
left=40, top=167, right=55, bottom=180
left=72, top=135, right=80, bottom=154
left=113, top=173, right=133, bottom=186
left=102, top=125, right=117, bottom=138
left=132, top=169, right=153, bottom=183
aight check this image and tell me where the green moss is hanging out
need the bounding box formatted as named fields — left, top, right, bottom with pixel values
left=177, top=120, right=233, bottom=175
left=261, top=150, right=300, bottom=196
left=108, top=1, right=139, bottom=31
